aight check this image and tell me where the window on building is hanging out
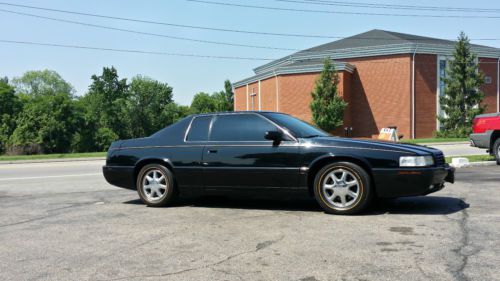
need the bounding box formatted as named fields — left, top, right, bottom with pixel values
left=438, top=58, right=448, bottom=130
left=210, top=114, right=277, bottom=141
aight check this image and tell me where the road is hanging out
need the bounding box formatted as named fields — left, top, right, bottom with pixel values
left=0, top=160, right=499, bottom=281
left=427, top=142, right=488, bottom=157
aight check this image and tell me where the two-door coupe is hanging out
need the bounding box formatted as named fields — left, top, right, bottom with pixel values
left=103, top=112, right=455, bottom=215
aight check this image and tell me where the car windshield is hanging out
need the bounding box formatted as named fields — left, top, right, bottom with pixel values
left=261, top=113, right=330, bottom=138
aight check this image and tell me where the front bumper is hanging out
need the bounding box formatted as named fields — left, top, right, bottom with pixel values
left=372, top=165, right=455, bottom=198
left=102, top=165, right=136, bottom=190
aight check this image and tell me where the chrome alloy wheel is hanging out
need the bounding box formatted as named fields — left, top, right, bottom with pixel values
left=142, top=169, right=168, bottom=203
left=322, top=168, right=360, bottom=209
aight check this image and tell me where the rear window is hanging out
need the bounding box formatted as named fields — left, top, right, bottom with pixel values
left=186, top=116, right=212, bottom=141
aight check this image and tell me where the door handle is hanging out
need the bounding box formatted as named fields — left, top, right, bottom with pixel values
left=207, top=149, right=218, bottom=154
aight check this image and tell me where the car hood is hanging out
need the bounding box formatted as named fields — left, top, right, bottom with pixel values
left=302, top=137, right=443, bottom=155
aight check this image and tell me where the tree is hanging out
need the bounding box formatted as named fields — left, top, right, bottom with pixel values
left=213, top=80, right=234, bottom=112
left=6, top=70, right=81, bottom=154
left=127, top=75, right=174, bottom=137
left=0, top=80, right=22, bottom=153
left=82, top=66, right=130, bottom=149
left=310, top=58, right=347, bottom=132
left=12, top=70, right=75, bottom=97
left=438, top=32, right=485, bottom=137
left=10, top=92, right=81, bottom=154
left=161, top=103, right=191, bottom=126
left=190, top=92, right=217, bottom=113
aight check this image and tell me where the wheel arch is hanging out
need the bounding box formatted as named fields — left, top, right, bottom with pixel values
left=134, top=158, right=175, bottom=183
left=490, top=130, right=500, bottom=153
left=306, top=155, right=375, bottom=196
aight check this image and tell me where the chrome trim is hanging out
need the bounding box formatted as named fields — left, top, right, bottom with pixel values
left=183, top=112, right=298, bottom=143
left=109, top=143, right=300, bottom=151
left=308, top=144, right=414, bottom=154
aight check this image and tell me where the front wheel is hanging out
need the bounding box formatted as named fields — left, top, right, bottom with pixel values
left=493, top=138, right=500, bottom=165
left=136, top=164, right=177, bottom=207
left=313, top=162, right=372, bottom=215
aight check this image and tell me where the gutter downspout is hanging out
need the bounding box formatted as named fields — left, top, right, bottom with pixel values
left=246, top=84, right=249, bottom=111
left=274, top=70, right=279, bottom=112
left=411, top=44, right=418, bottom=139
left=258, top=80, right=262, bottom=111
left=497, top=57, right=499, bottom=113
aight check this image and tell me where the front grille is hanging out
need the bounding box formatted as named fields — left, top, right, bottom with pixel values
left=434, top=152, right=445, bottom=166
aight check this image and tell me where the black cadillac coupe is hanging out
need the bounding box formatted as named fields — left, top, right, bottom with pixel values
left=103, top=112, right=455, bottom=215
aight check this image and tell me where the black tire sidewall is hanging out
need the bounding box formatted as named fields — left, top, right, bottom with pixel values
left=136, top=164, right=176, bottom=207
left=313, top=162, right=372, bottom=215
left=494, top=139, right=500, bottom=165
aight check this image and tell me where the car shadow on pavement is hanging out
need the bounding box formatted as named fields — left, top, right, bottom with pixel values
left=368, top=196, right=469, bottom=215
left=123, top=195, right=468, bottom=215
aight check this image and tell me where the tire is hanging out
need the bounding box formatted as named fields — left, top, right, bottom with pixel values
left=313, top=162, right=372, bottom=215
left=493, top=138, right=500, bottom=165
left=136, top=164, right=177, bottom=207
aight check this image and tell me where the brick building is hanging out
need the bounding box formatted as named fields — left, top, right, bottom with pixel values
left=233, top=30, right=500, bottom=139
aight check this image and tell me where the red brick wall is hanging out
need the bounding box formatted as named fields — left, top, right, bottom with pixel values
left=234, top=86, right=247, bottom=111
left=247, top=82, right=259, bottom=111
left=344, top=55, right=412, bottom=138
left=278, top=73, right=319, bottom=122
left=414, top=54, right=437, bottom=138
left=479, top=57, right=499, bottom=114
left=260, top=77, right=277, bottom=111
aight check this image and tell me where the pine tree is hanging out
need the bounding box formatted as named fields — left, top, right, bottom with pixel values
left=438, top=32, right=485, bottom=137
left=310, top=58, right=347, bottom=132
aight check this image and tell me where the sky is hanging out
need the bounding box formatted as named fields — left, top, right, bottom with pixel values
left=1, top=0, right=500, bottom=105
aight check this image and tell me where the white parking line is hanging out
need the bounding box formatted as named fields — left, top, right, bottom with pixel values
left=0, top=173, right=102, bottom=181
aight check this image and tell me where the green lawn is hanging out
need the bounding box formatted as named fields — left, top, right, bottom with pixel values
left=445, top=154, right=495, bottom=163
left=402, top=137, right=469, bottom=144
left=0, top=152, right=106, bottom=161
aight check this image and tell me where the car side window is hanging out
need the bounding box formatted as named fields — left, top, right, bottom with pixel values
left=210, top=114, right=277, bottom=141
left=186, top=116, right=212, bottom=141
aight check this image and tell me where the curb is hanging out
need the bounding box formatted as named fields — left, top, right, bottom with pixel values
left=452, top=161, right=497, bottom=168
left=0, top=157, right=106, bottom=165
left=423, top=141, right=470, bottom=146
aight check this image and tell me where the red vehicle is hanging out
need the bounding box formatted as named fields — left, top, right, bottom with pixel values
left=470, top=113, right=500, bottom=165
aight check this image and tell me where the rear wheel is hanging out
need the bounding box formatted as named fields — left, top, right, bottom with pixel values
left=313, top=162, right=372, bottom=215
left=493, top=138, right=500, bottom=165
left=136, top=164, right=177, bottom=207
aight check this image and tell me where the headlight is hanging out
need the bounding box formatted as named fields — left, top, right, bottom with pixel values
left=399, top=156, right=434, bottom=167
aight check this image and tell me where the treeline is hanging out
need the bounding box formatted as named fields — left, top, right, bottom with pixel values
left=0, top=67, right=233, bottom=155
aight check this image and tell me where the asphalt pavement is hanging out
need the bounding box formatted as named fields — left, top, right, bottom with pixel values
left=0, top=160, right=499, bottom=281
left=426, top=142, right=488, bottom=157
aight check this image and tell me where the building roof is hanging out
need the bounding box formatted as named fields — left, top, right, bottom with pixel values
left=301, top=29, right=456, bottom=53
left=234, top=29, right=500, bottom=88
left=233, top=59, right=355, bottom=88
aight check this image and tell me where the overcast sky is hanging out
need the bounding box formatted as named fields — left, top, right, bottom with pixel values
left=1, top=0, right=500, bottom=105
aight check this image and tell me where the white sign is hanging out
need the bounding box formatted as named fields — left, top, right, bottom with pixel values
left=378, top=128, right=399, bottom=142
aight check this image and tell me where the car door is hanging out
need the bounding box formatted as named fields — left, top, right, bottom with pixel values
left=202, top=113, right=301, bottom=190
left=172, top=115, right=212, bottom=194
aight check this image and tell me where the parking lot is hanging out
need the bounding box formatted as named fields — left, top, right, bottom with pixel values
left=0, top=160, right=499, bottom=281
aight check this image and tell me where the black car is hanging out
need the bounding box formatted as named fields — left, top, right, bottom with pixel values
left=103, top=112, right=455, bottom=215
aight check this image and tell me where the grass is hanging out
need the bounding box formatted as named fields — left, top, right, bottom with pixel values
left=445, top=154, right=495, bottom=163
left=0, top=152, right=106, bottom=161
left=402, top=137, right=469, bottom=144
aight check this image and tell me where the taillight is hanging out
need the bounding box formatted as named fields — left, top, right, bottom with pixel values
left=472, top=118, right=480, bottom=133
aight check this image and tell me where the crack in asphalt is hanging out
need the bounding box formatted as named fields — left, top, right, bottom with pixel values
left=101, top=235, right=285, bottom=281
left=0, top=201, right=106, bottom=229
left=448, top=199, right=478, bottom=281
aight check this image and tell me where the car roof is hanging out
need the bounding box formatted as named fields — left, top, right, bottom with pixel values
left=190, top=111, right=288, bottom=118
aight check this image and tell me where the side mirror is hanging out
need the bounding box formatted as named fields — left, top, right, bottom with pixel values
left=265, top=131, right=284, bottom=143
